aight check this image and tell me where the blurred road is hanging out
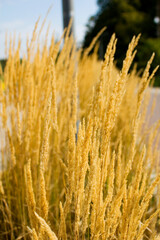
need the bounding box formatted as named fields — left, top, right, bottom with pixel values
left=146, top=88, right=160, bottom=127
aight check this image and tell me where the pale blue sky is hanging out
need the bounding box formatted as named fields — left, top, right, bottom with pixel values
left=0, top=0, right=98, bottom=58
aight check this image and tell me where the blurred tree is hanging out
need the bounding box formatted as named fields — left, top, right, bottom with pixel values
left=83, top=0, right=160, bottom=85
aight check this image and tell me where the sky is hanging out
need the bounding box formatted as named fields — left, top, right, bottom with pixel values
left=0, top=0, right=98, bottom=58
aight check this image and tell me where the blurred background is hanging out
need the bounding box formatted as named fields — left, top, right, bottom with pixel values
left=1, top=0, right=160, bottom=85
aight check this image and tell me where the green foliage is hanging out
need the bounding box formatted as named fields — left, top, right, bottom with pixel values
left=137, top=38, right=160, bottom=86
left=0, top=59, right=7, bottom=72
left=83, top=0, right=160, bottom=86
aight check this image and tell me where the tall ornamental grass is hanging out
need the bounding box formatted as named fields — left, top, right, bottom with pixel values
left=0, top=20, right=160, bottom=239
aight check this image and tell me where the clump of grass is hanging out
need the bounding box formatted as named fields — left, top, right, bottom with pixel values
left=0, top=19, right=160, bottom=240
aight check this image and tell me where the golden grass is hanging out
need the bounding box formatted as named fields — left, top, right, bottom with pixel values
left=0, top=20, right=160, bottom=239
